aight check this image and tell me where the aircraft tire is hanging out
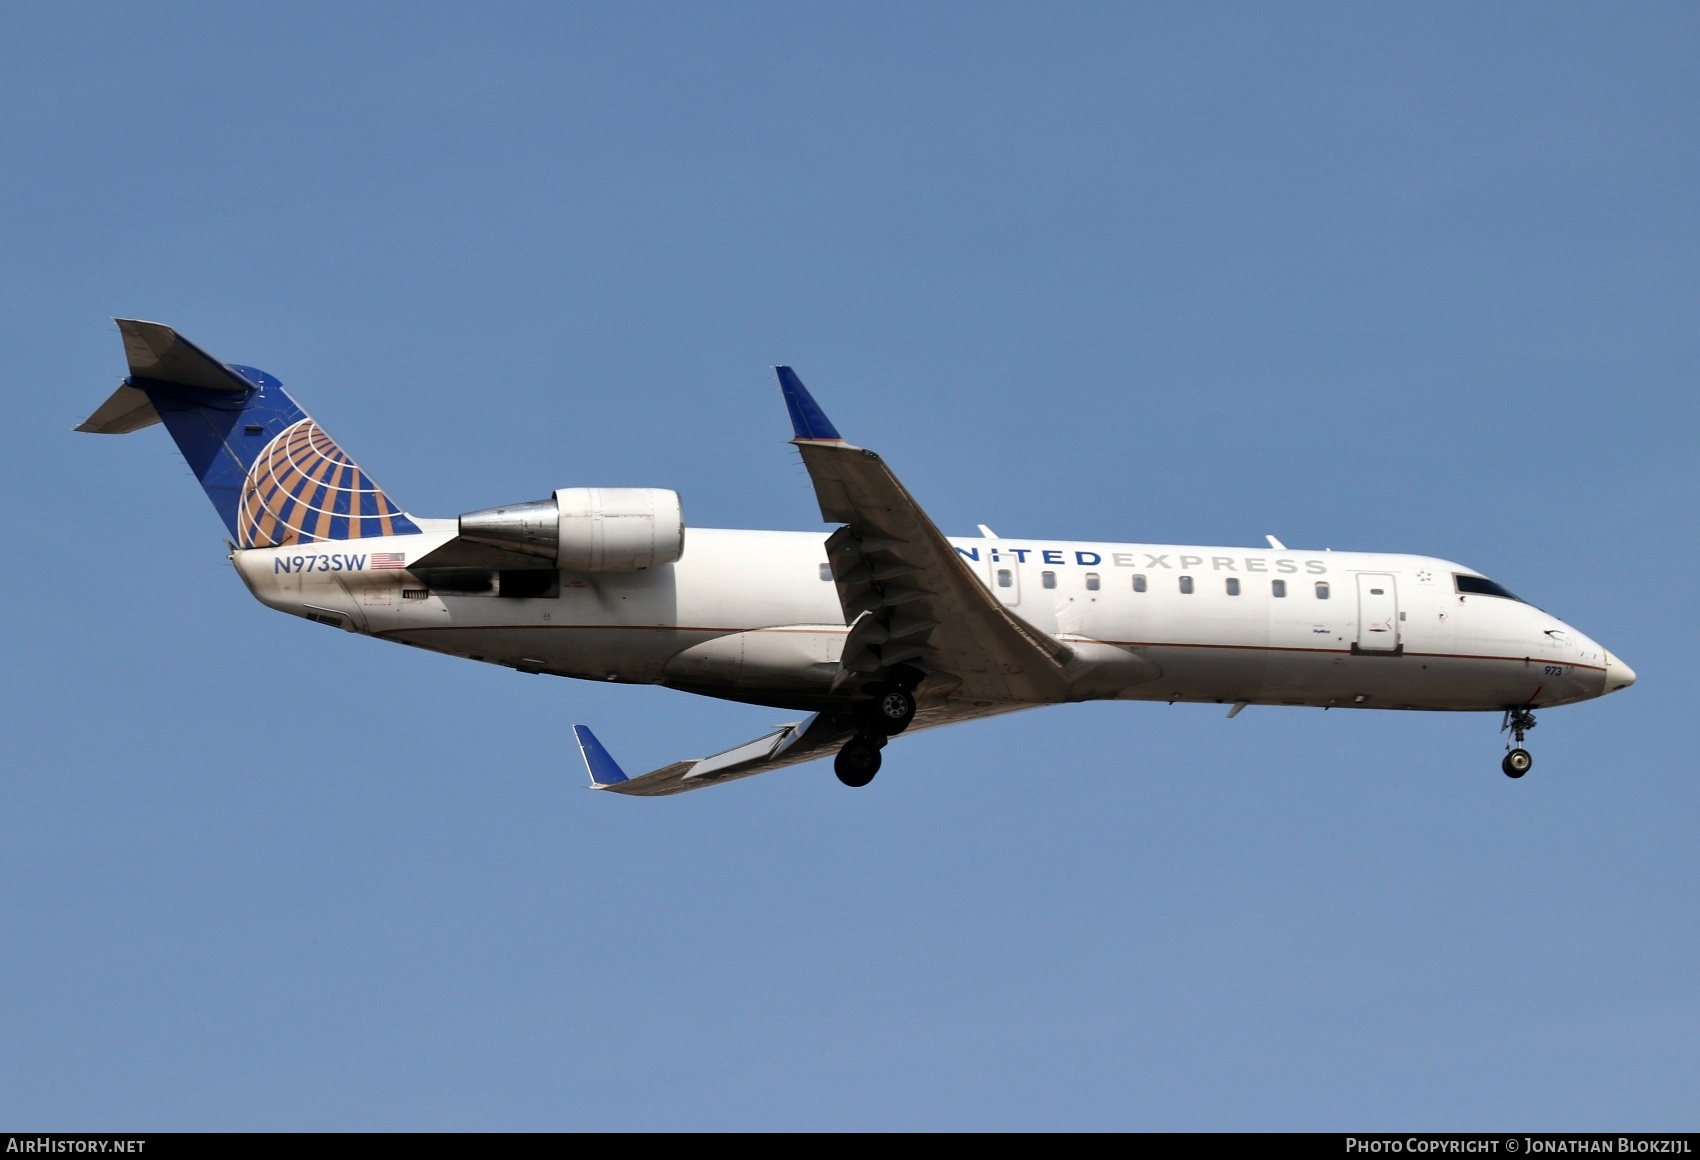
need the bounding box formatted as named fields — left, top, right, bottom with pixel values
left=874, top=689, right=917, bottom=735
left=1502, top=748, right=1532, bottom=778
left=835, top=742, right=881, bottom=787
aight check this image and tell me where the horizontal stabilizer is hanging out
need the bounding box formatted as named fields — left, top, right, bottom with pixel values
left=116, top=318, right=257, bottom=393
left=76, top=383, right=161, bottom=434
left=572, top=725, right=630, bottom=787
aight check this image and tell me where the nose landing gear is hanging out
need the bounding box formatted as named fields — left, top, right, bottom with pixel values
left=1501, top=708, right=1536, bottom=778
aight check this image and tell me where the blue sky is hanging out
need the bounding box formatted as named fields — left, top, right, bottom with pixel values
left=1, top=2, right=1694, bottom=1129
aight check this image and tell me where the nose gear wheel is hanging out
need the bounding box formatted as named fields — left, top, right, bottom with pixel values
left=1500, top=708, right=1537, bottom=778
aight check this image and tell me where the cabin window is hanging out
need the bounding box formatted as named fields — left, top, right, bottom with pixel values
left=1132, top=574, right=1147, bottom=593
left=1315, top=581, right=1330, bottom=600
left=1272, top=579, right=1287, bottom=598
left=1085, top=573, right=1100, bottom=591
left=997, top=569, right=1013, bottom=588
left=1041, top=571, right=1057, bottom=589
left=819, top=563, right=833, bottom=581
left=1179, top=575, right=1194, bottom=594
left=1225, top=578, right=1241, bottom=596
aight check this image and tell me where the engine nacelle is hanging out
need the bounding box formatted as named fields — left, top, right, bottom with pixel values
left=458, top=487, right=685, bottom=571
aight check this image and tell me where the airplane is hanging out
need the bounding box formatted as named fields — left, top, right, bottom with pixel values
left=79, top=319, right=1636, bottom=795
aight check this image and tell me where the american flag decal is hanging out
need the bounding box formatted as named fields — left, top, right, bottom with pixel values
left=369, top=552, right=407, bottom=570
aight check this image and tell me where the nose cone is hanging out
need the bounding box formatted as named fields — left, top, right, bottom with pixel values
left=1605, top=653, right=1637, bottom=694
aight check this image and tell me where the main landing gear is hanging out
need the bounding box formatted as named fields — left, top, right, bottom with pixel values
left=1501, top=707, right=1537, bottom=779
left=834, top=683, right=918, bottom=788
left=834, top=737, right=883, bottom=787
left=873, top=687, right=917, bottom=735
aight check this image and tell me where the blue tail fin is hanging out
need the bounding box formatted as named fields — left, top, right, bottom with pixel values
left=80, top=320, right=420, bottom=547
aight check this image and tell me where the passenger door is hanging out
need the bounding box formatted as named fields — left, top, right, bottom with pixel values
left=985, top=552, right=1021, bottom=607
left=1355, top=573, right=1400, bottom=653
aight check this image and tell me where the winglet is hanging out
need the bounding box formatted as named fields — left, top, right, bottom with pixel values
left=572, top=725, right=630, bottom=787
left=775, top=366, right=843, bottom=442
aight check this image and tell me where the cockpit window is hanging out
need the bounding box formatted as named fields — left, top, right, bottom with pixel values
left=1455, top=574, right=1525, bottom=603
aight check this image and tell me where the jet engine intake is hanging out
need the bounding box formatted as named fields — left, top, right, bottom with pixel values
left=458, top=487, right=685, bottom=571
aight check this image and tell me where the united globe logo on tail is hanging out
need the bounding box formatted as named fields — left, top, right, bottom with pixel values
left=238, top=418, right=417, bottom=548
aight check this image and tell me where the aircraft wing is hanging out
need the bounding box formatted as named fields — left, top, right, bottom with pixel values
left=777, top=367, right=1074, bottom=705
left=573, top=716, right=853, bottom=796
left=569, top=366, right=1072, bottom=798
left=572, top=698, right=1030, bottom=797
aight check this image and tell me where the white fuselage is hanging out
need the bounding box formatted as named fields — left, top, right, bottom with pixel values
left=232, top=522, right=1629, bottom=715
